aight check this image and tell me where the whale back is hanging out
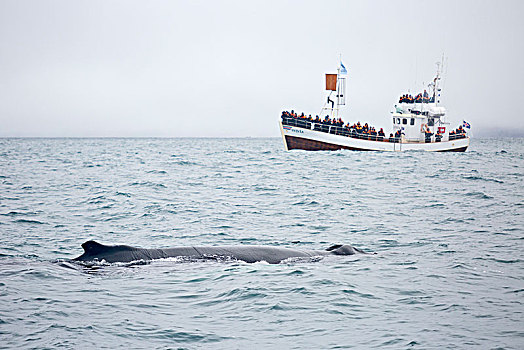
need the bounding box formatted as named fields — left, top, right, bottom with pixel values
left=191, top=245, right=317, bottom=264
left=73, top=241, right=367, bottom=263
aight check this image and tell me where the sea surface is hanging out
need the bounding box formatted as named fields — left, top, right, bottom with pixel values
left=0, top=137, right=522, bottom=349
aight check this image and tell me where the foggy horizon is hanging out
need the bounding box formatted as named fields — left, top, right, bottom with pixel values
left=1, top=0, right=523, bottom=138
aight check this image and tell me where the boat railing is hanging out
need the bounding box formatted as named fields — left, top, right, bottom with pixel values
left=281, top=117, right=401, bottom=143
left=282, top=117, right=312, bottom=130
left=282, top=116, right=467, bottom=143
left=448, top=134, right=467, bottom=140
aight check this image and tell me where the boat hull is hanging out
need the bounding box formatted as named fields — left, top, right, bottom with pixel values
left=279, top=122, right=469, bottom=152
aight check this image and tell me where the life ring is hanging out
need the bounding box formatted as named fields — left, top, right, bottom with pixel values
left=438, top=126, right=446, bottom=134
left=420, top=123, right=428, bottom=133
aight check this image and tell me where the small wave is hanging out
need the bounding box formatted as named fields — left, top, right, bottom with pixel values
left=341, top=289, right=377, bottom=299
left=144, top=329, right=229, bottom=343
left=0, top=211, right=26, bottom=216
left=1, top=196, right=20, bottom=201
left=54, top=260, right=83, bottom=271
left=269, top=303, right=290, bottom=311
left=102, top=213, right=133, bottom=221
left=146, top=170, right=167, bottom=174
left=377, top=239, right=400, bottom=247
left=478, top=257, right=522, bottom=264
left=85, top=195, right=108, bottom=204
left=436, top=250, right=457, bottom=255
left=213, top=225, right=233, bottom=229
left=508, top=289, right=524, bottom=294
left=252, top=185, right=277, bottom=192
left=424, top=203, right=445, bottom=208
left=463, top=175, right=504, bottom=184
left=464, top=191, right=493, bottom=199
left=224, top=150, right=245, bottom=153
left=391, top=261, right=417, bottom=266
left=293, top=200, right=319, bottom=206
left=439, top=303, right=468, bottom=312
left=279, top=223, right=305, bottom=228
left=129, top=181, right=167, bottom=188
left=115, top=191, right=131, bottom=197
left=283, top=256, right=325, bottom=264
left=73, top=259, right=151, bottom=271
left=174, top=160, right=197, bottom=166
left=14, top=219, right=45, bottom=224
left=309, top=225, right=330, bottom=232
left=451, top=263, right=469, bottom=269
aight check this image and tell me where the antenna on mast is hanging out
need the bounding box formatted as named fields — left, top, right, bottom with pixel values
left=434, top=54, right=445, bottom=105
left=337, top=56, right=347, bottom=115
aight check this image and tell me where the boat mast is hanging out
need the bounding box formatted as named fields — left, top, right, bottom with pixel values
left=336, top=56, right=346, bottom=118
left=336, top=64, right=340, bottom=119
left=319, top=57, right=346, bottom=120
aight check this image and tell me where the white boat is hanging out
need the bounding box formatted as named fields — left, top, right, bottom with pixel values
left=279, top=61, right=470, bottom=152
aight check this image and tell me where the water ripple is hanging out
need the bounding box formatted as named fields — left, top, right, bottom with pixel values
left=0, top=137, right=522, bottom=349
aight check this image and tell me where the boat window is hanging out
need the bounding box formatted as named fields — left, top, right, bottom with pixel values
left=428, top=118, right=434, bottom=126
left=410, top=118, right=415, bottom=125
left=393, top=118, right=395, bottom=124
left=402, top=118, right=407, bottom=125
left=396, top=118, right=400, bottom=124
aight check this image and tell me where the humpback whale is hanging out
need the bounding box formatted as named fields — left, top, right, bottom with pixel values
left=73, top=241, right=367, bottom=264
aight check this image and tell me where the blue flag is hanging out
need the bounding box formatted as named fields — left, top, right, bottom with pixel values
left=340, top=62, right=347, bottom=75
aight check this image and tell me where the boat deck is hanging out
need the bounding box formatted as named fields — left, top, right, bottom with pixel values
left=282, top=117, right=467, bottom=144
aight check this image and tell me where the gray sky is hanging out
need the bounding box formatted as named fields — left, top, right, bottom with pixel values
left=1, top=0, right=523, bottom=137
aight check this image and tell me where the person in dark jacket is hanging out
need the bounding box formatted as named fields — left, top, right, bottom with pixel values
left=378, top=128, right=385, bottom=141
left=425, top=127, right=433, bottom=143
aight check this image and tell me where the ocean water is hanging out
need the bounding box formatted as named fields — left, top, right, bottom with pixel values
left=0, top=137, right=522, bottom=349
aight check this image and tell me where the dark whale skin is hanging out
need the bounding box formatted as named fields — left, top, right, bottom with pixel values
left=73, top=241, right=366, bottom=264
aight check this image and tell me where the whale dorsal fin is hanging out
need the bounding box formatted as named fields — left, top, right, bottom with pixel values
left=81, top=240, right=108, bottom=255
left=326, top=244, right=364, bottom=255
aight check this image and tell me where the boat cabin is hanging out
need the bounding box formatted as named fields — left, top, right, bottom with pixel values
left=392, top=102, right=450, bottom=142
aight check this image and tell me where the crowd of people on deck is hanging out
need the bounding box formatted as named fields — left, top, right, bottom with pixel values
left=398, top=90, right=435, bottom=104
left=281, top=110, right=345, bottom=126
left=449, top=125, right=467, bottom=140
left=281, top=110, right=389, bottom=141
